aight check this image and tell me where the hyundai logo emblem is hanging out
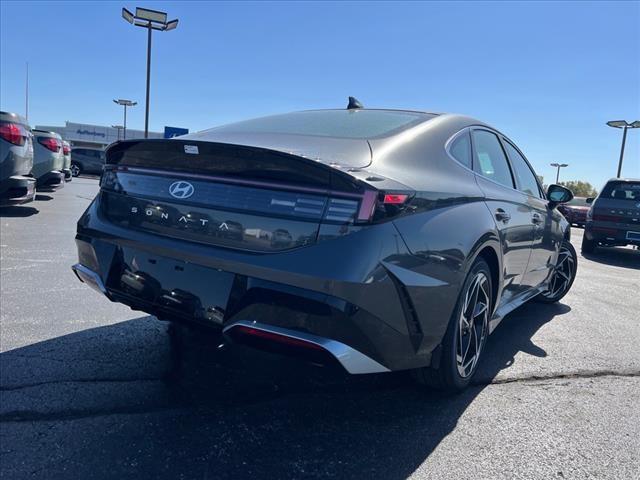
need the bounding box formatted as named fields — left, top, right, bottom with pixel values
left=168, top=181, right=195, bottom=199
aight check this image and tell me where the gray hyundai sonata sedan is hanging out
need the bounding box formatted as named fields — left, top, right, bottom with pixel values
left=73, top=103, right=576, bottom=391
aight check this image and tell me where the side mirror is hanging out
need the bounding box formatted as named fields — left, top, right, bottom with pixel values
left=547, top=184, right=573, bottom=208
left=586, top=197, right=594, bottom=204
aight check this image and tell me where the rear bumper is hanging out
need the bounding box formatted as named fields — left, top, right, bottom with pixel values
left=74, top=260, right=390, bottom=374
left=62, top=168, right=72, bottom=182
left=585, top=222, right=640, bottom=246
left=36, top=170, right=65, bottom=191
left=0, top=175, right=36, bottom=206
left=73, top=200, right=462, bottom=372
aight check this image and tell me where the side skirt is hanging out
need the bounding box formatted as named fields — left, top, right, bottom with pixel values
left=488, top=285, right=546, bottom=333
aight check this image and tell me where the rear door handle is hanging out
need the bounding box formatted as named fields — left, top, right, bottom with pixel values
left=495, top=209, right=511, bottom=223
left=532, top=213, right=542, bottom=225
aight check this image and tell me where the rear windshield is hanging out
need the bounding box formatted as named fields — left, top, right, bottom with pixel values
left=600, top=181, right=640, bottom=201
left=207, top=110, right=434, bottom=139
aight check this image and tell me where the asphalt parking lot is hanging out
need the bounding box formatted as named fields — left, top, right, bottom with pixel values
left=1, top=179, right=639, bottom=480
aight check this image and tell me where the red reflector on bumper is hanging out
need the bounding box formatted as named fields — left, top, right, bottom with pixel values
left=232, top=325, right=325, bottom=351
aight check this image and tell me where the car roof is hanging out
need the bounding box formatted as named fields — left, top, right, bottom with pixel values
left=0, top=111, right=28, bottom=126
left=183, top=108, right=490, bottom=168
left=605, top=178, right=640, bottom=183
left=32, top=129, right=62, bottom=138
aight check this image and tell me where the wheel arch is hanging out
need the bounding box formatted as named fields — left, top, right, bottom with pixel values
left=464, top=235, right=503, bottom=316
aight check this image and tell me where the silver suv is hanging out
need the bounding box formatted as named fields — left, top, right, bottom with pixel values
left=0, top=111, right=36, bottom=206
left=31, top=129, right=65, bottom=191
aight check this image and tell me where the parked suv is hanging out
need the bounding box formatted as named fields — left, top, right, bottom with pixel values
left=70, top=148, right=105, bottom=177
left=31, top=129, right=65, bottom=191
left=0, top=111, right=36, bottom=206
left=62, top=141, right=72, bottom=182
left=582, top=178, right=640, bottom=253
left=73, top=107, right=576, bottom=391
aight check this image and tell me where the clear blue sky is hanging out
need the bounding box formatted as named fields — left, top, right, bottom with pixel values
left=1, top=1, right=639, bottom=188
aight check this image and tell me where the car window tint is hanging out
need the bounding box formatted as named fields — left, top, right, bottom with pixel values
left=449, top=132, right=472, bottom=169
left=503, top=141, right=541, bottom=198
left=471, top=130, right=514, bottom=188
left=73, top=149, right=85, bottom=156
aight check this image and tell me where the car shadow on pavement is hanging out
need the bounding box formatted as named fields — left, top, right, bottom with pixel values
left=35, top=194, right=54, bottom=201
left=0, top=302, right=570, bottom=479
left=582, top=247, right=640, bottom=270
left=0, top=205, right=39, bottom=218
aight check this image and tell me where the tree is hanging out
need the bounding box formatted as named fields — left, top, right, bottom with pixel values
left=557, top=180, right=598, bottom=197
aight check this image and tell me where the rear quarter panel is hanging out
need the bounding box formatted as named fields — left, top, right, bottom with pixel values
left=367, top=115, right=502, bottom=354
left=31, top=142, right=60, bottom=178
left=1, top=137, right=34, bottom=180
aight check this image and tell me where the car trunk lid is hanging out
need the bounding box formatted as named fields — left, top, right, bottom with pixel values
left=100, top=139, right=373, bottom=252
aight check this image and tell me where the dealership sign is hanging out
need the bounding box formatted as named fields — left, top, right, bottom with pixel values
left=164, top=126, right=189, bottom=138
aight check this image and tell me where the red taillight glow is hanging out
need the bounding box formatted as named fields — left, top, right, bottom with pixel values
left=232, top=325, right=325, bottom=351
left=356, top=190, right=412, bottom=223
left=63, top=144, right=70, bottom=155
left=38, top=137, right=61, bottom=152
left=0, top=123, right=26, bottom=146
left=383, top=194, right=409, bottom=205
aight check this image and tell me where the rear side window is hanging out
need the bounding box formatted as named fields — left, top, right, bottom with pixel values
left=449, top=131, right=472, bottom=169
left=503, top=141, right=541, bottom=198
left=471, top=130, right=514, bottom=189
left=600, top=181, right=640, bottom=201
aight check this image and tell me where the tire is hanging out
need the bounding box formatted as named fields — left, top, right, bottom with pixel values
left=536, top=240, right=577, bottom=304
left=581, top=235, right=596, bottom=254
left=413, top=258, right=492, bottom=392
left=70, top=163, right=82, bottom=177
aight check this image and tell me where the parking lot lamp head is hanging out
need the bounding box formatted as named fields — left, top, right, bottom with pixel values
left=122, top=8, right=134, bottom=24
left=121, top=6, right=179, bottom=139
left=607, top=120, right=640, bottom=177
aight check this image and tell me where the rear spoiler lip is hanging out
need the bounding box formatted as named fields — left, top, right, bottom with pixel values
left=106, top=138, right=367, bottom=193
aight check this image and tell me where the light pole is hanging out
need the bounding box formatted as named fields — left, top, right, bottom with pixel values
left=112, top=125, right=124, bottom=141
left=122, top=7, right=178, bottom=138
left=113, top=99, right=136, bottom=140
left=550, top=163, right=568, bottom=183
left=606, top=120, right=640, bottom=178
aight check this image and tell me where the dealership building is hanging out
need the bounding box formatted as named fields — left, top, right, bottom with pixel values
left=35, top=121, right=188, bottom=149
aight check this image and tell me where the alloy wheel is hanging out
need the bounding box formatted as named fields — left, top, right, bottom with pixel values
left=70, top=164, right=80, bottom=177
left=456, top=271, right=490, bottom=378
left=542, top=244, right=575, bottom=299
